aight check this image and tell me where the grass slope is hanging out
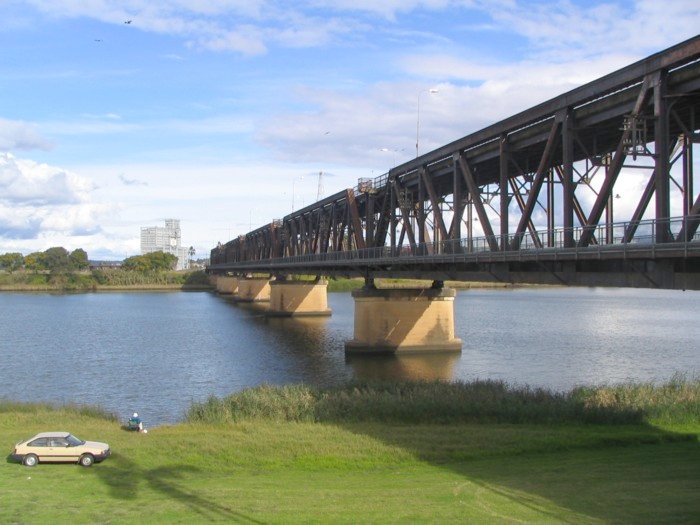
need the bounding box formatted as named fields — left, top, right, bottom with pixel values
left=2, top=381, right=699, bottom=524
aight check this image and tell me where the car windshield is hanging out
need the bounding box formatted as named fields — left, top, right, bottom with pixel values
left=66, top=434, right=84, bottom=446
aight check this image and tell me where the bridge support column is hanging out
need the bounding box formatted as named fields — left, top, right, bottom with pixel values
left=345, top=284, right=462, bottom=354
left=215, top=276, right=239, bottom=295
left=267, top=280, right=332, bottom=317
left=235, top=278, right=272, bottom=302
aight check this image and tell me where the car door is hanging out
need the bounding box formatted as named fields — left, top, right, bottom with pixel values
left=47, top=437, right=76, bottom=462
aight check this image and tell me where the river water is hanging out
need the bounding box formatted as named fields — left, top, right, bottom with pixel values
left=0, top=287, right=698, bottom=425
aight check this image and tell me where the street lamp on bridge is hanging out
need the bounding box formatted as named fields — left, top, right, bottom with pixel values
left=292, top=175, right=304, bottom=212
left=416, top=88, right=439, bottom=158
left=379, top=147, right=405, bottom=170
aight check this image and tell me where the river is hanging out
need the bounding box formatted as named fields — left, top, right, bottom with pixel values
left=0, top=287, right=698, bottom=425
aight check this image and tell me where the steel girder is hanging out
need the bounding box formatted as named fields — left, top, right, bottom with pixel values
left=210, top=36, right=700, bottom=275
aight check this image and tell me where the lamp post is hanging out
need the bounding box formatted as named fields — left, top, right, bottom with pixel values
left=416, top=88, right=439, bottom=158
left=248, top=208, right=259, bottom=231
left=380, top=147, right=405, bottom=169
left=292, top=175, right=304, bottom=212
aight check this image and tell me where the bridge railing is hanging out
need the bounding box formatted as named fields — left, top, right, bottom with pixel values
left=213, top=215, right=700, bottom=268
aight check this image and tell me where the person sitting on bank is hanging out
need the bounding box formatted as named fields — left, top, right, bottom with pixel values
left=128, top=412, right=144, bottom=432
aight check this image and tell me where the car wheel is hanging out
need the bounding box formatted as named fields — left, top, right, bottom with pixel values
left=79, top=454, right=94, bottom=467
left=23, top=454, right=38, bottom=467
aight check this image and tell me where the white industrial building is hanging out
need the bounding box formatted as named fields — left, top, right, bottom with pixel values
left=140, top=219, right=190, bottom=270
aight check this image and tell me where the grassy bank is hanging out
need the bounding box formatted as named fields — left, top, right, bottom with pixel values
left=0, top=272, right=530, bottom=293
left=2, top=380, right=698, bottom=523
left=185, top=376, right=700, bottom=429
left=0, top=269, right=213, bottom=292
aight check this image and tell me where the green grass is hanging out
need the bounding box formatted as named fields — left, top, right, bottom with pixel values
left=2, top=381, right=698, bottom=523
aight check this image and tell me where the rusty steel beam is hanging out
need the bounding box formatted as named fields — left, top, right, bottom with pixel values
left=508, top=178, right=540, bottom=248
left=499, top=134, right=510, bottom=250
left=421, top=167, right=449, bottom=244
left=512, top=117, right=561, bottom=249
left=456, top=153, right=499, bottom=251
left=346, top=188, right=366, bottom=250
left=579, top=74, right=655, bottom=247
left=393, top=179, right=417, bottom=251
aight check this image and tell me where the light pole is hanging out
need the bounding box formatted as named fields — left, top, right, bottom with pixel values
left=380, top=147, right=405, bottom=169
left=292, top=175, right=304, bottom=212
left=248, top=208, right=259, bottom=231
left=416, top=88, right=439, bottom=158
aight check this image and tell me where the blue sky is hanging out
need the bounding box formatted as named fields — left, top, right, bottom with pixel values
left=0, top=0, right=698, bottom=260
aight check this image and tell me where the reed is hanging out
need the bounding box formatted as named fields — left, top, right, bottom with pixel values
left=0, top=269, right=212, bottom=290
left=184, top=377, right=700, bottom=426
left=0, top=399, right=117, bottom=421
left=572, top=373, right=700, bottom=426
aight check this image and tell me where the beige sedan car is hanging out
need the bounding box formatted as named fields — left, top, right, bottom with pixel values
left=11, top=431, right=110, bottom=467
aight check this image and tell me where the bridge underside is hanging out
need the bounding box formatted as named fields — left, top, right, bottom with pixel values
left=210, top=37, right=700, bottom=291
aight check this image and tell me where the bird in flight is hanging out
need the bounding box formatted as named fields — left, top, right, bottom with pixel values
left=124, top=20, right=132, bottom=24
left=94, top=39, right=102, bottom=42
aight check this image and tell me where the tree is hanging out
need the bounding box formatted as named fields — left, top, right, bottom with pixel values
left=69, top=248, right=89, bottom=270
left=0, top=252, right=24, bottom=273
left=146, top=251, right=178, bottom=271
left=188, top=246, right=195, bottom=268
left=24, top=251, right=47, bottom=272
left=122, top=255, right=148, bottom=272
left=122, top=251, right=178, bottom=272
left=43, top=247, right=70, bottom=273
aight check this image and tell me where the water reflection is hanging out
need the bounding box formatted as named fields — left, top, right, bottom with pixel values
left=1, top=288, right=698, bottom=426
left=263, top=316, right=331, bottom=352
left=346, top=353, right=459, bottom=381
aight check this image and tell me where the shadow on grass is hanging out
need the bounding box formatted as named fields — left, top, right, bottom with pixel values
left=93, top=453, right=263, bottom=524
left=334, top=401, right=700, bottom=523
left=189, top=378, right=699, bottom=522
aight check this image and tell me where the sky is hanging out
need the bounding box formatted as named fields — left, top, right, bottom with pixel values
left=0, top=0, right=698, bottom=260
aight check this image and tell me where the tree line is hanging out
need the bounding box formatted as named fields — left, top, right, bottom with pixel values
left=0, top=248, right=179, bottom=273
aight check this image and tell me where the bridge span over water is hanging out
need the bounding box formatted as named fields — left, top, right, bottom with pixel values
left=208, top=37, right=700, bottom=353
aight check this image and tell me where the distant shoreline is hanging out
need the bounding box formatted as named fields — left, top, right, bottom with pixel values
left=0, top=283, right=213, bottom=292
left=0, top=278, right=533, bottom=293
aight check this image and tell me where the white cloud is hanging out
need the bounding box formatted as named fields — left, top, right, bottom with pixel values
left=0, top=118, right=52, bottom=151
left=307, top=0, right=468, bottom=20
left=0, top=153, right=112, bottom=242
left=480, top=0, right=700, bottom=60
left=19, top=0, right=700, bottom=60
left=190, top=25, right=268, bottom=55
left=40, top=120, right=140, bottom=136
left=0, top=153, right=94, bottom=205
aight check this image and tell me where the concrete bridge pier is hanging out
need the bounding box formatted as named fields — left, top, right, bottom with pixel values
left=345, top=280, right=462, bottom=354
left=214, top=275, right=239, bottom=295
left=235, top=277, right=272, bottom=302
left=267, top=278, right=332, bottom=317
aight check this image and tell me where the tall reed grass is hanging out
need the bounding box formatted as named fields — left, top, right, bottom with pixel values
left=185, top=377, right=700, bottom=426
left=0, top=269, right=211, bottom=290
left=0, top=399, right=117, bottom=421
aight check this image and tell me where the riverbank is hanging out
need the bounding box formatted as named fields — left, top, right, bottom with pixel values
left=0, top=272, right=531, bottom=293
left=0, top=269, right=213, bottom=292
left=2, top=380, right=698, bottom=523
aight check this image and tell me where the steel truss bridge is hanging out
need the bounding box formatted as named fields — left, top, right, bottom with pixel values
left=210, top=37, right=700, bottom=290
